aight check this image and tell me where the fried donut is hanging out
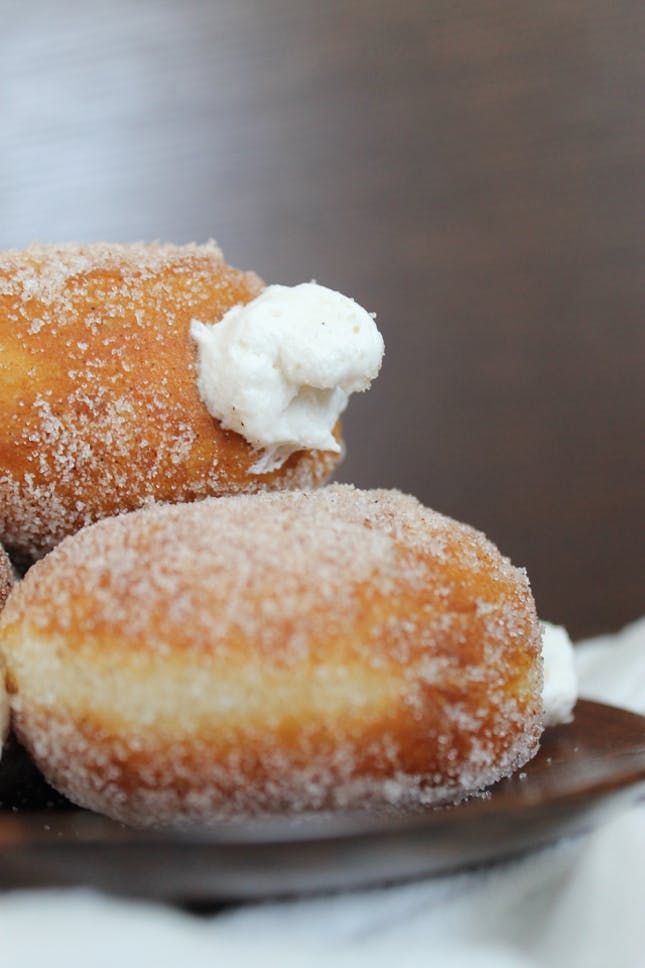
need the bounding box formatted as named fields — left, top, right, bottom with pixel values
left=0, top=242, right=340, bottom=560
left=0, top=485, right=542, bottom=827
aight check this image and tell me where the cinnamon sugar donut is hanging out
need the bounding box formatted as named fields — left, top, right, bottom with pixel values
left=0, top=485, right=543, bottom=827
left=0, top=242, right=340, bottom=560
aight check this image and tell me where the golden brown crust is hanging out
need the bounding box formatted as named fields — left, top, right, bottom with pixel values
left=0, top=242, right=340, bottom=560
left=0, top=485, right=543, bottom=826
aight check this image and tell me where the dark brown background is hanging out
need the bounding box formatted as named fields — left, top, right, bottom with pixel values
left=1, top=0, right=643, bottom=637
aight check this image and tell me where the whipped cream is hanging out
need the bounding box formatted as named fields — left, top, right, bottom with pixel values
left=541, top=621, right=578, bottom=726
left=190, top=282, right=384, bottom=473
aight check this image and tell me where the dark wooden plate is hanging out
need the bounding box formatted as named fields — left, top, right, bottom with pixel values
left=0, top=700, right=643, bottom=901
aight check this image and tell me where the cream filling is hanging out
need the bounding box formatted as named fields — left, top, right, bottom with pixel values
left=541, top=621, right=578, bottom=725
left=191, top=282, right=384, bottom=472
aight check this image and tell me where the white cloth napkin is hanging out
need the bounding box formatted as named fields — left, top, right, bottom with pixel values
left=1, top=617, right=644, bottom=968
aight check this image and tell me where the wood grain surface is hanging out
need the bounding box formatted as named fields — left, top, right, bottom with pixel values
left=1, top=1, right=643, bottom=635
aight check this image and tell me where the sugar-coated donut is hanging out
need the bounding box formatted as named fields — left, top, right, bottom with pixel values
left=0, top=242, right=340, bottom=560
left=0, top=485, right=542, bottom=827
left=0, top=545, right=13, bottom=757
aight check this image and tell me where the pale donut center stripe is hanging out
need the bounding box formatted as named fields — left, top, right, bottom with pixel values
left=7, top=633, right=408, bottom=733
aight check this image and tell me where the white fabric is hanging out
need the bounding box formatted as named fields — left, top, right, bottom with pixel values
left=1, top=617, right=644, bottom=967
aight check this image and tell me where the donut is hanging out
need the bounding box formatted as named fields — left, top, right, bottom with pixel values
left=0, top=485, right=542, bottom=826
left=0, top=545, right=13, bottom=756
left=0, top=242, right=340, bottom=560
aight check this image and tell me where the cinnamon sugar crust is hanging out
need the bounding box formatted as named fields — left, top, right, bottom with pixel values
left=0, top=242, right=339, bottom=560
left=0, top=486, right=543, bottom=827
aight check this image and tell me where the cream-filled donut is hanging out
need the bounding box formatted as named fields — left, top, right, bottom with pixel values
left=0, top=242, right=382, bottom=559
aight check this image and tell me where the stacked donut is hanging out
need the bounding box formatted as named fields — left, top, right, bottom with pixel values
left=0, top=242, right=546, bottom=826
left=0, top=242, right=337, bottom=562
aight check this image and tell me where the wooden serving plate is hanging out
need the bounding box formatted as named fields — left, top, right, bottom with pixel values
left=0, top=700, right=643, bottom=901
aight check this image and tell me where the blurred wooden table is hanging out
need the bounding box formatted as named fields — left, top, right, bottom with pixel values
left=1, top=0, right=643, bottom=636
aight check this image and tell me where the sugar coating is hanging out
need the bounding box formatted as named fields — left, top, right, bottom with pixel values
left=0, top=242, right=338, bottom=560
left=0, top=241, right=228, bottom=302
left=0, top=486, right=543, bottom=826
